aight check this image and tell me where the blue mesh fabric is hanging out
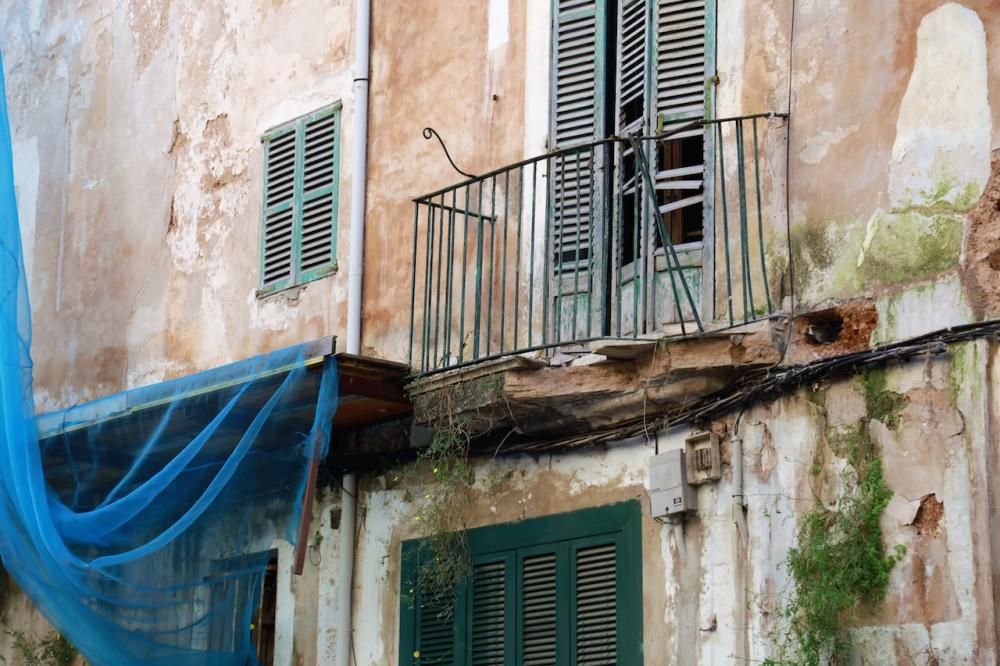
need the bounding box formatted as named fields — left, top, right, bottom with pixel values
left=0, top=54, right=338, bottom=664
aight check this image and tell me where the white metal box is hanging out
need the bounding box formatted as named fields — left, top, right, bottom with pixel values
left=649, top=449, right=696, bottom=520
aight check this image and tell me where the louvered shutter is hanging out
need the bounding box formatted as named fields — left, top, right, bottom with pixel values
left=618, top=0, right=652, bottom=133
left=261, top=128, right=297, bottom=288
left=653, top=0, right=709, bottom=216
left=416, top=594, right=455, bottom=665
left=471, top=561, right=506, bottom=665
left=656, top=0, right=706, bottom=122
left=574, top=543, right=618, bottom=665
left=299, top=111, right=338, bottom=277
left=551, top=0, right=607, bottom=274
left=634, top=0, right=709, bottom=216
left=399, top=504, right=642, bottom=666
left=655, top=0, right=708, bottom=124
left=260, top=105, right=340, bottom=292
left=521, top=552, right=557, bottom=665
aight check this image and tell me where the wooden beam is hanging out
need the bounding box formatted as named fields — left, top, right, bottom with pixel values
left=294, top=438, right=322, bottom=576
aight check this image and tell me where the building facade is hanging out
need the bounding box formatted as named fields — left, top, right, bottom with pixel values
left=1, top=0, right=1000, bottom=664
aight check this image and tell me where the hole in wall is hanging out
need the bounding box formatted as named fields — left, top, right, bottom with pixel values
left=800, top=309, right=845, bottom=346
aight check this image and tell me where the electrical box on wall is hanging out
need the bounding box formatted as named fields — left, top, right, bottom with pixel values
left=684, top=431, right=721, bottom=485
left=649, top=449, right=696, bottom=522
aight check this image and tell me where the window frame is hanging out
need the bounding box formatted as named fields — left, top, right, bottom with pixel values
left=257, top=102, right=342, bottom=297
left=398, top=500, right=643, bottom=666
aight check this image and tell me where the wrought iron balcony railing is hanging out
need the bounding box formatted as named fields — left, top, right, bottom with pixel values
left=409, top=113, right=789, bottom=375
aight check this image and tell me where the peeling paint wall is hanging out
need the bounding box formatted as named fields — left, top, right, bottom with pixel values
left=3, top=0, right=1000, bottom=663
left=2, top=0, right=998, bottom=396
left=783, top=1, right=1000, bottom=312
left=0, top=0, right=358, bottom=412
left=297, top=341, right=996, bottom=665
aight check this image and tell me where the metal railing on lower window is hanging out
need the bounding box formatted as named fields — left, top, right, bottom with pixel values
left=408, top=112, right=789, bottom=375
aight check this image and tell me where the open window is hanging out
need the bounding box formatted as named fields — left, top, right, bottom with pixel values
left=550, top=0, right=715, bottom=335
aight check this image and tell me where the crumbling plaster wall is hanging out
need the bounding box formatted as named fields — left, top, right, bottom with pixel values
left=362, top=0, right=529, bottom=362
left=4, top=0, right=999, bottom=403
left=0, top=0, right=358, bottom=412
left=293, top=339, right=997, bottom=665
left=769, top=0, right=1000, bottom=329
left=359, top=0, right=1000, bottom=362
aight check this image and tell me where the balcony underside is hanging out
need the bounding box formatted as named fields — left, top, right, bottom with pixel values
left=407, top=317, right=787, bottom=448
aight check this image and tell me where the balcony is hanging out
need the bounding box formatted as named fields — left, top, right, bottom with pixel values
left=408, top=113, right=790, bottom=377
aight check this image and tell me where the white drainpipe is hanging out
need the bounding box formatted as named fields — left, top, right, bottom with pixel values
left=336, top=1, right=370, bottom=664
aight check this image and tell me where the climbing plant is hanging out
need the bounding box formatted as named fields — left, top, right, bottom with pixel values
left=2, top=629, right=77, bottom=666
left=413, top=413, right=475, bottom=616
left=767, top=372, right=907, bottom=665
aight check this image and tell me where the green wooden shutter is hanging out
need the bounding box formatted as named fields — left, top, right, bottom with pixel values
left=521, top=551, right=558, bottom=665
left=573, top=542, right=618, bottom=664
left=259, top=104, right=340, bottom=293
left=551, top=0, right=606, bottom=149
left=298, top=108, right=340, bottom=280
left=650, top=0, right=711, bottom=219
left=261, top=127, right=297, bottom=289
left=399, top=502, right=642, bottom=666
left=550, top=0, right=608, bottom=275
left=618, top=0, right=652, bottom=133
left=417, top=596, right=456, bottom=665
left=655, top=0, right=708, bottom=124
left=471, top=560, right=507, bottom=665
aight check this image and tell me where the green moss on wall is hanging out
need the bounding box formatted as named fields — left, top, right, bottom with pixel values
left=857, top=212, right=963, bottom=286
left=858, top=369, right=907, bottom=431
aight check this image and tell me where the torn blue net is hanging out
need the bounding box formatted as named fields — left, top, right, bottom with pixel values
left=0, top=54, right=338, bottom=664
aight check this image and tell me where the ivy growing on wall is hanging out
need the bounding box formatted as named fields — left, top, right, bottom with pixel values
left=767, top=370, right=907, bottom=665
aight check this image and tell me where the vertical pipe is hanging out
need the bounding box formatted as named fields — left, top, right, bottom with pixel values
left=338, top=2, right=369, bottom=665
left=346, top=2, right=370, bottom=357
left=334, top=471, right=357, bottom=666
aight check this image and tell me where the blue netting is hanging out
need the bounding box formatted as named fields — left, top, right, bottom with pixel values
left=0, top=54, right=338, bottom=664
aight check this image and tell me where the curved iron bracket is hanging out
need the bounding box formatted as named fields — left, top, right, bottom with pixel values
left=423, top=127, right=477, bottom=179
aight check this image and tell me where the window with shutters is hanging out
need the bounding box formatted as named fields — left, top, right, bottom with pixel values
left=399, top=501, right=642, bottom=666
left=550, top=0, right=714, bottom=328
left=258, top=103, right=341, bottom=295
